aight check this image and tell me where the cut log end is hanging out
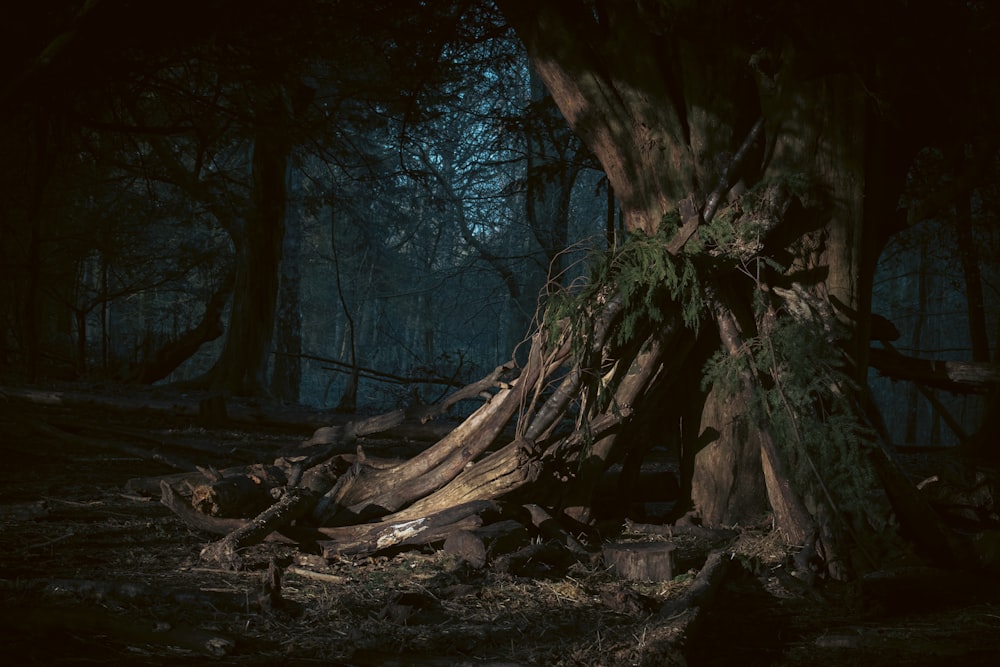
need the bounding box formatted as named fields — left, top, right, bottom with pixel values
left=603, top=541, right=676, bottom=582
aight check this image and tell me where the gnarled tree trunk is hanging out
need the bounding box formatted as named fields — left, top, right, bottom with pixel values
left=168, top=1, right=985, bottom=581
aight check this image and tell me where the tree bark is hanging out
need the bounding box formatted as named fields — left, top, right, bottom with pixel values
left=205, top=92, right=289, bottom=396
left=869, top=345, right=1000, bottom=394
left=126, top=269, right=234, bottom=384
left=271, top=170, right=303, bottom=402
left=199, top=487, right=317, bottom=570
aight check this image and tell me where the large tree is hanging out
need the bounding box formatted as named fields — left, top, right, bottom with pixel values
left=296, top=0, right=1000, bottom=580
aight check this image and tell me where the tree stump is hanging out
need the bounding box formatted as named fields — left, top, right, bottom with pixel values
left=603, top=541, right=676, bottom=582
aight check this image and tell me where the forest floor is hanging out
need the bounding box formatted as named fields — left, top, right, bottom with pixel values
left=2, top=384, right=1000, bottom=666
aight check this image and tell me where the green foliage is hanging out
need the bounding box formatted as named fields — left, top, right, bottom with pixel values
left=539, top=221, right=709, bottom=429
left=703, top=311, right=883, bottom=531
left=545, top=221, right=705, bottom=348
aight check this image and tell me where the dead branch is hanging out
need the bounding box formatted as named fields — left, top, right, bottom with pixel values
left=869, top=343, right=1000, bottom=394
left=10, top=410, right=200, bottom=471
left=524, top=503, right=588, bottom=555
left=316, top=499, right=515, bottom=558
left=199, top=487, right=318, bottom=569
left=160, top=480, right=299, bottom=541
left=658, top=549, right=732, bottom=621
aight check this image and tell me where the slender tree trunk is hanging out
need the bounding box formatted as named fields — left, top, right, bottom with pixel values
left=24, top=115, right=58, bottom=380
left=330, top=204, right=359, bottom=413
left=101, top=257, right=109, bottom=372
left=74, top=308, right=87, bottom=375
left=271, top=169, right=303, bottom=403
left=905, top=239, right=930, bottom=443
left=954, top=193, right=990, bottom=363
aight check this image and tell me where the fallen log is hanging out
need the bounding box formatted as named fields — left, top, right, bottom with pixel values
left=189, top=464, right=287, bottom=517
left=434, top=513, right=536, bottom=569
left=868, top=345, right=1000, bottom=394
left=159, top=480, right=301, bottom=543
left=199, top=487, right=318, bottom=569
left=9, top=410, right=201, bottom=472
left=316, top=499, right=523, bottom=558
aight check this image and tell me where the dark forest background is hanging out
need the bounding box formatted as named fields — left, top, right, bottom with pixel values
left=1, top=0, right=997, bottom=448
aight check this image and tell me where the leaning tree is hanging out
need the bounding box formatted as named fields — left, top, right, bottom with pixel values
left=168, top=0, right=1000, bottom=581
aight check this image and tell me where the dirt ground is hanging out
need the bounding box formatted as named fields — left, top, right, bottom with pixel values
left=2, top=388, right=1000, bottom=666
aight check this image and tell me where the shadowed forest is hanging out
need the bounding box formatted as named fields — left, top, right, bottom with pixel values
left=2, top=1, right=1000, bottom=664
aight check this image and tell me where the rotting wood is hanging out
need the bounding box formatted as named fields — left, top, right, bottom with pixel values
left=317, top=499, right=510, bottom=558
left=160, top=480, right=270, bottom=537
left=322, top=515, right=484, bottom=558
left=130, top=463, right=278, bottom=497
left=189, top=464, right=287, bottom=517
left=161, top=478, right=317, bottom=550
left=199, top=487, right=318, bottom=569
left=524, top=503, right=588, bottom=555
left=471, top=518, right=531, bottom=556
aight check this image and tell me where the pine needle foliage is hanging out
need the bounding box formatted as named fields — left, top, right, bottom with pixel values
left=544, top=220, right=704, bottom=352
left=703, top=309, right=887, bottom=533
left=539, top=220, right=707, bottom=425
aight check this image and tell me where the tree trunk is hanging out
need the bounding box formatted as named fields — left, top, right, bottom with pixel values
left=905, top=237, right=930, bottom=443
left=330, top=203, right=360, bottom=413
left=953, top=169, right=990, bottom=364
left=161, top=0, right=981, bottom=582
left=206, top=93, right=289, bottom=396
left=271, top=170, right=303, bottom=403
left=489, top=0, right=926, bottom=577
